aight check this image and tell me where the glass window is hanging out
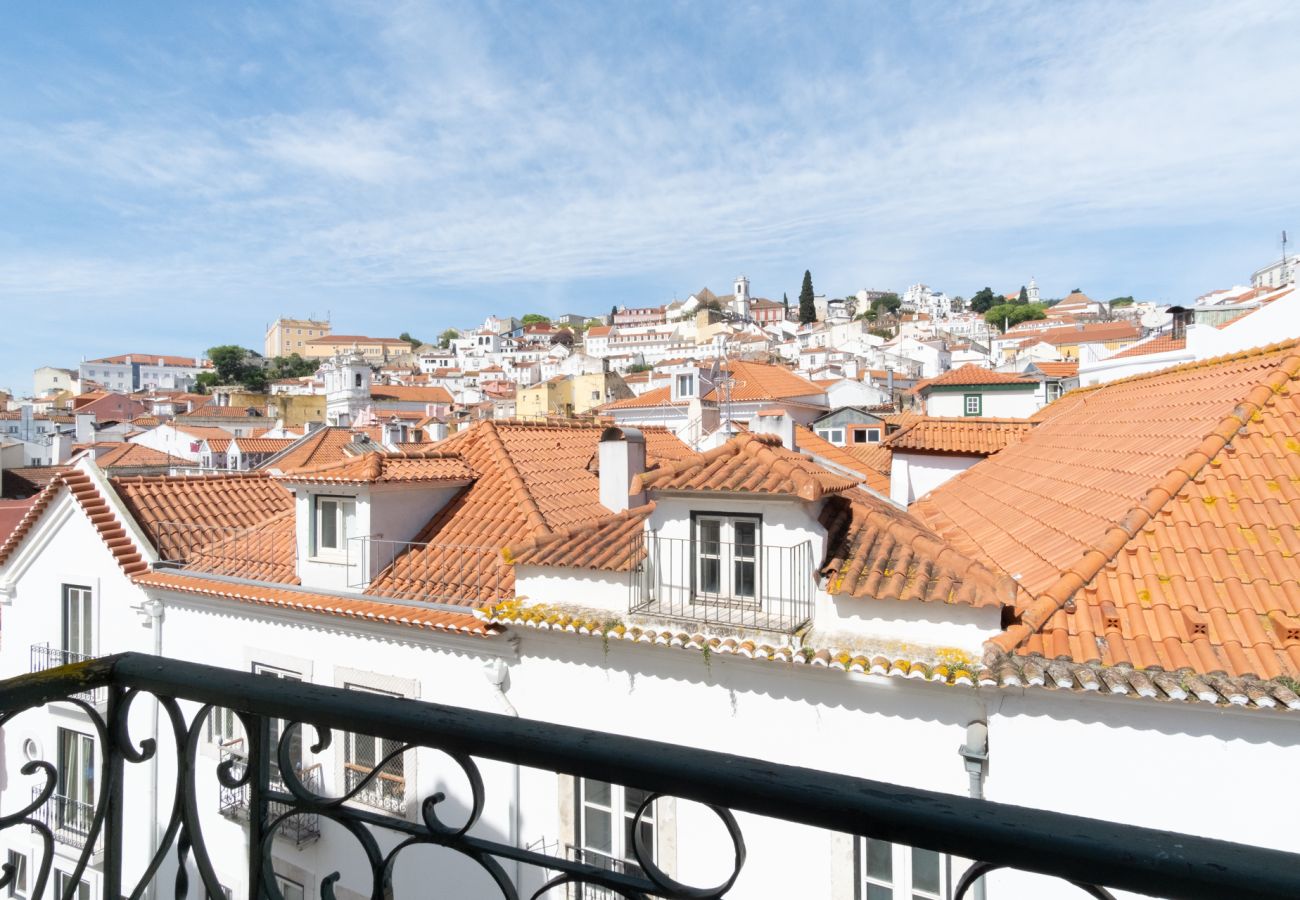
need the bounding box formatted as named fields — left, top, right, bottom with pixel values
left=964, top=394, right=982, bottom=416
left=7, top=851, right=27, bottom=899
left=62, top=585, right=93, bottom=657
left=694, top=515, right=760, bottom=601
left=253, top=664, right=302, bottom=782
left=343, top=684, right=405, bottom=813
left=57, top=729, right=95, bottom=835
left=860, top=839, right=945, bottom=900
left=275, top=876, right=304, bottom=900
left=54, top=873, right=89, bottom=900
left=314, top=497, right=354, bottom=555
left=675, top=374, right=695, bottom=397
left=579, top=779, right=655, bottom=877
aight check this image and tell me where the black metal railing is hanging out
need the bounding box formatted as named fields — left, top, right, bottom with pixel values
left=30, top=643, right=103, bottom=704
left=564, top=846, right=640, bottom=900
left=343, top=762, right=406, bottom=815
left=28, top=787, right=95, bottom=850
left=2, top=653, right=1299, bottom=900
left=629, top=534, right=815, bottom=633
left=217, top=740, right=322, bottom=845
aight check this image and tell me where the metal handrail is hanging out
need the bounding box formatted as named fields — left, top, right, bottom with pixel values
left=28, top=787, right=95, bottom=850
left=4, top=654, right=1299, bottom=899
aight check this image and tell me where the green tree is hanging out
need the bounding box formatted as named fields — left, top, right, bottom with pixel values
left=242, top=366, right=268, bottom=392
left=969, top=287, right=998, bottom=314
left=984, top=303, right=1048, bottom=331
left=782, top=292, right=790, bottom=318
left=550, top=329, right=575, bottom=347
left=206, top=345, right=249, bottom=383
left=194, top=371, right=219, bottom=394
left=398, top=331, right=423, bottom=349
left=1108, top=296, right=1135, bottom=308
left=798, top=270, right=817, bottom=324
left=583, top=318, right=604, bottom=329
left=871, top=292, right=902, bottom=317
left=437, top=328, right=459, bottom=348
left=610, top=304, right=618, bottom=322
left=1017, top=286, right=1029, bottom=304
left=521, top=313, right=551, bottom=325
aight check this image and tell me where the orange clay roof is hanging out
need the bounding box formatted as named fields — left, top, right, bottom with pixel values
left=0, top=498, right=38, bottom=549
left=845, top=443, right=893, bottom=487
left=111, top=472, right=295, bottom=563
left=918, top=364, right=1032, bottom=391
left=632, top=433, right=860, bottom=500
left=794, top=427, right=890, bottom=495
left=93, top=443, right=186, bottom=470
left=370, top=385, right=454, bottom=404
left=1028, top=361, right=1079, bottom=378
left=1108, top=333, right=1188, bottom=359
left=601, top=361, right=823, bottom=410
left=0, top=469, right=148, bottom=576
left=1011, top=320, right=1140, bottom=347
left=884, top=417, right=1034, bottom=455
left=818, top=487, right=1014, bottom=607
left=89, top=353, right=196, bottom=367
left=363, top=420, right=690, bottom=605
left=507, top=504, right=653, bottom=572
left=133, top=570, right=496, bottom=636
left=277, top=449, right=475, bottom=485
left=231, top=437, right=298, bottom=455
left=914, top=340, right=1300, bottom=682
left=181, top=404, right=267, bottom=418
left=266, top=427, right=365, bottom=472
left=173, top=425, right=240, bottom=442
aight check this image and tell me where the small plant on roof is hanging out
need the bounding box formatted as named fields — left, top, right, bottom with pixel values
left=799, top=646, right=816, bottom=662
left=1275, top=674, right=1300, bottom=694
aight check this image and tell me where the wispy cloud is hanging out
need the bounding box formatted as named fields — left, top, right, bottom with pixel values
left=0, top=1, right=1298, bottom=389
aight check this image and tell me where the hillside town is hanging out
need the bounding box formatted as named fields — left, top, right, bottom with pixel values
left=3, top=252, right=1299, bottom=899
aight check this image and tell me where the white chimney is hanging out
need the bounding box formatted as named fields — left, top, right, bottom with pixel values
left=751, top=409, right=797, bottom=451
left=75, top=413, right=95, bottom=444
left=382, top=417, right=403, bottom=450
left=599, top=426, right=646, bottom=512
left=51, top=431, right=73, bottom=465
left=427, top=421, right=449, bottom=442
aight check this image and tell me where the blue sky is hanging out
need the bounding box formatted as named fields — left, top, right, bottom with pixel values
left=2, top=1, right=1299, bottom=393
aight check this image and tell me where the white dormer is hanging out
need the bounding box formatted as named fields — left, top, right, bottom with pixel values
left=664, top=362, right=712, bottom=402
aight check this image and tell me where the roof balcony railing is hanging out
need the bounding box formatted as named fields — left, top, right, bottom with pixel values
left=345, top=536, right=510, bottom=605
left=149, top=520, right=286, bottom=581
left=629, top=534, right=815, bottom=634
left=29, top=643, right=104, bottom=705
left=3, top=653, right=1299, bottom=900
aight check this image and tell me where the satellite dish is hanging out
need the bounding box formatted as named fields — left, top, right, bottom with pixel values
left=1140, top=309, right=1172, bottom=329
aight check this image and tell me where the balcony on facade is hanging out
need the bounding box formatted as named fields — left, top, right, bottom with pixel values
left=2, top=653, right=1294, bottom=900
left=629, top=534, right=815, bottom=634
left=30, top=643, right=104, bottom=705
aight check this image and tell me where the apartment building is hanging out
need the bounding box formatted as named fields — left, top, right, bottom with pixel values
left=264, top=317, right=333, bottom=357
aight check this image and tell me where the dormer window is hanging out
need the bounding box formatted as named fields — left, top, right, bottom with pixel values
left=676, top=374, right=696, bottom=398
left=314, top=496, right=355, bottom=557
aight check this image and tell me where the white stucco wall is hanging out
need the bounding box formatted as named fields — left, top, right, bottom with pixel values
left=925, top=389, right=1038, bottom=418
left=890, top=452, right=982, bottom=505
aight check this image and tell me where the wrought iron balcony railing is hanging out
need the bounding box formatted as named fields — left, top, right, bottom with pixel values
left=27, top=787, right=95, bottom=850
left=1, top=652, right=1298, bottom=899
left=629, top=534, right=815, bottom=633
left=29, top=643, right=103, bottom=705
left=217, top=740, right=322, bottom=846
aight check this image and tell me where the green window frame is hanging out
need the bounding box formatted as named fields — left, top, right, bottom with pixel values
left=963, top=393, right=982, bottom=416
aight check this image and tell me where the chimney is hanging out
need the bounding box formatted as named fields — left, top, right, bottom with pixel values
left=1169, top=306, right=1191, bottom=341
left=427, top=421, right=449, bottom=442
left=751, top=409, right=797, bottom=451
left=51, top=431, right=73, bottom=465
left=383, top=417, right=403, bottom=450
left=599, top=426, right=646, bottom=512
left=75, top=412, right=95, bottom=443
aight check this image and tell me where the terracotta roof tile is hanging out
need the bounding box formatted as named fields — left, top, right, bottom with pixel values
left=1028, top=361, right=1079, bottom=378
left=632, top=433, right=859, bottom=500
left=915, top=339, right=1300, bottom=683
left=508, top=504, right=653, bottom=571
left=370, top=385, right=454, bottom=404
left=92, top=443, right=186, bottom=470
left=1008, top=320, right=1140, bottom=347
left=133, top=571, right=497, bottom=635
left=266, top=427, right=365, bottom=472
left=820, top=488, right=1015, bottom=607
left=277, top=448, right=475, bottom=485
left=231, top=437, right=298, bottom=455
left=794, top=427, right=890, bottom=494
left=1108, top=333, right=1188, bottom=359
left=884, top=417, right=1034, bottom=455
left=918, top=364, right=1031, bottom=390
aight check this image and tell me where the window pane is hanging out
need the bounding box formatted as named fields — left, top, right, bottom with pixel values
left=700, top=558, right=720, bottom=593
left=624, top=787, right=652, bottom=818
left=584, top=779, right=611, bottom=808
left=584, top=807, right=612, bottom=854
left=319, top=500, right=338, bottom=548
left=911, top=847, right=941, bottom=894
left=733, top=521, right=756, bottom=556
left=866, top=840, right=893, bottom=881
left=734, top=560, right=756, bottom=597
left=698, top=519, right=720, bottom=555
left=866, top=886, right=893, bottom=900
left=632, top=818, right=655, bottom=863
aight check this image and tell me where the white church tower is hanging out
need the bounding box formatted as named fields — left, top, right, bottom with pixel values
left=732, top=275, right=751, bottom=319
left=1027, top=277, right=1040, bottom=304
left=324, top=349, right=371, bottom=427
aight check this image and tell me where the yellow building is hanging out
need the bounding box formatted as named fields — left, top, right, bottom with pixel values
left=301, top=335, right=413, bottom=363
left=516, top=372, right=632, bottom=419
left=264, top=318, right=332, bottom=358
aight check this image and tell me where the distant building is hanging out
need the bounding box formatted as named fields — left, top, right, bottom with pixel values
left=302, top=335, right=412, bottom=364
left=79, top=354, right=202, bottom=393
left=902, top=284, right=952, bottom=318
left=1250, top=254, right=1298, bottom=290
left=613, top=305, right=667, bottom=327
left=265, top=317, right=332, bottom=358
left=33, top=366, right=78, bottom=398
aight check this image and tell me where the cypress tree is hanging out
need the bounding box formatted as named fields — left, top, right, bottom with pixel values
left=798, top=271, right=816, bottom=324
left=1017, top=285, right=1029, bottom=304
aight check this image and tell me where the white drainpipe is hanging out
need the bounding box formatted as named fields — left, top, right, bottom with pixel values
left=483, top=653, right=521, bottom=887
left=133, top=599, right=165, bottom=900
left=958, top=721, right=989, bottom=900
